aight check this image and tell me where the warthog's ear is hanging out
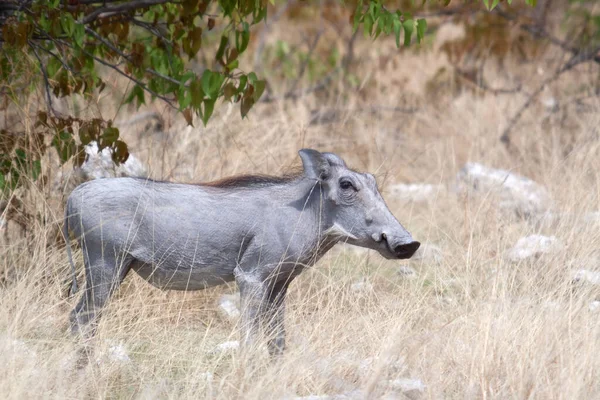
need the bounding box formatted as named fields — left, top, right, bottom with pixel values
left=299, top=149, right=330, bottom=180
left=322, top=152, right=346, bottom=168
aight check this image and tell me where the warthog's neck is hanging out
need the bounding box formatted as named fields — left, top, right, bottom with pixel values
left=278, top=178, right=342, bottom=263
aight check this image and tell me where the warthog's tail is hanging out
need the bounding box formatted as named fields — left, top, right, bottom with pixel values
left=63, top=202, right=78, bottom=296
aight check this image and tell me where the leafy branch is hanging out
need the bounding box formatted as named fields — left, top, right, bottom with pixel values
left=0, top=0, right=534, bottom=196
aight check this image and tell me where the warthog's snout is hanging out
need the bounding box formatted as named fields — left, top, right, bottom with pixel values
left=392, top=240, right=421, bottom=259
left=381, top=233, right=421, bottom=259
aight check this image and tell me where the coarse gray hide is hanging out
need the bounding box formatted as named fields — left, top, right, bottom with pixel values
left=65, top=149, right=420, bottom=356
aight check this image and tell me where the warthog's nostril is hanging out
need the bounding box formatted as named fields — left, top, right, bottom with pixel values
left=394, top=241, right=420, bottom=259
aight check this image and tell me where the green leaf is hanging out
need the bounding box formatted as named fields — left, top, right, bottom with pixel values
left=52, top=130, right=76, bottom=163
left=352, top=8, right=363, bottom=35
left=252, top=80, right=266, bottom=102
left=61, top=13, right=75, bottom=36
left=79, top=123, right=95, bottom=145
left=227, top=59, right=239, bottom=70
left=416, top=19, right=427, bottom=43
left=237, top=75, right=248, bottom=92
left=190, top=78, right=204, bottom=108
left=201, top=70, right=224, bottom=100
left=73, top=23, right=85, bottom=48
left=181, top=0, right=198, bottom=16
left=374, top=16, right=384, bottom=40
left=31, top=160, right=41, bottom=180
left=201, top=70, right=213, bottom=99
left=253, top=6, right=267, bottom=24
left=0, top=173, right=5, bottom=193
left=363, top=13, right=374, bottom=39
left=393, top=18, right=402, bottom=48
left=124, top=85, right=145, bottom=107
left=483, top=0, right=490, bottom=10
left=201, top=98, right=216, bottom=126
left=101, top=127, right=119, bottom=146
left=223, top=82, right=237, bottom=102
left=382, top=14, right=392, bottom=35
left=248, top=72, right=259, bottom=86
left=177, top=85, right=192, bottom=109
left=112, top=140, right=129, bottom=164
left=47, top=56, right=61, bottom=78
left=9, top=170, right=20, bottom=191
left=240, top=97, right=255, bottom=119
left=490, top=0, right=499, bottom=9
left=184, top=26, right=203, bottom=58
left=15, top=148, right=26, bottom=170
left=235, top=24, right=250, bottom=53
left=403, top=19, right=414, bottom=47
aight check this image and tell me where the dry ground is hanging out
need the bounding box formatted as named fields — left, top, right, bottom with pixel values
left=1, top=13, right=600, bottom=400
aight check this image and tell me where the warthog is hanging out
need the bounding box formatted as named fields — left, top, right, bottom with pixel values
left=65, top=149, right=420, bottom=355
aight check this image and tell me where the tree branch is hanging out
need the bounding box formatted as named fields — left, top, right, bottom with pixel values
left=29, top=41, right=76, bottom=74
left=253, top=0, right=296, bottom=73
left=308, top=105, right=419, bottom=126
left=84, top=26, right=182, bottom=87
left=260, top=67, right=341, bottom=103
left=456, top=68, right=522, bottom=95
left=28, top=40, right=61, bottom=117
left=500, top=45, right=600, bottom=146
left=82, top=0, right=174, bottom=24
left=68, top=41, right=178, bottom=109
left=494, top=7, right=599, bottom=65
left=287, top=29, right=324, bottom=96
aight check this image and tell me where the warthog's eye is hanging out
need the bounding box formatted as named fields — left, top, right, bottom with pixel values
left=339, top=178, right=355, bottom=191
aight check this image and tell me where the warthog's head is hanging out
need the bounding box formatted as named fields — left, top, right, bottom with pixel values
left=299, top=149, right=420, bottom=260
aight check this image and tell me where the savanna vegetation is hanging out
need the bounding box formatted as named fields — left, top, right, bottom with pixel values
left=1, top=0, right=600, bottom=398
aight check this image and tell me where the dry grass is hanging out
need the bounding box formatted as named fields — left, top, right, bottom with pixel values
left=2, top=15, right=600, bottom=400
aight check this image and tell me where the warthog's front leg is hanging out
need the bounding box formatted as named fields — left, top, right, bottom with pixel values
left=264, top=281, right=289, bottom=357
left=235, top=269, right=269, bottom=351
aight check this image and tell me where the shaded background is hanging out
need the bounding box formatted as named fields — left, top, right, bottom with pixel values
left=1, top=1, right=600, bottom=398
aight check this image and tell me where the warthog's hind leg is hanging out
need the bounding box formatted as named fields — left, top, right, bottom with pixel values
left=70, top=253, right=133, bottom=338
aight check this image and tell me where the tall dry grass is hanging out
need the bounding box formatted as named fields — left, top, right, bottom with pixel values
left=1, top=14, right=600, bottom=400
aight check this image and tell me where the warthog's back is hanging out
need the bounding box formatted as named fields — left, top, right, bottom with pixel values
left=66, top=177, right=270, bottom=289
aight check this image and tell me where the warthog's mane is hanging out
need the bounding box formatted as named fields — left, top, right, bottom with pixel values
left=201, top=168, right=303, bottom=189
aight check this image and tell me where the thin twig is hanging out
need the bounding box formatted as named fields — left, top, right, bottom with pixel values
left=130, top=18, right=173, bottom=46
left=253, top=0, right=296, bottom=72
left=78, top=0, right=134, bottom=4
left=260, top=67, right=341, bottom=103
left=308, top=105, right=419, bottom=126
left=500, top=46, right=600, bottom=146
left=456, top=68, right=522, bottom=95
left=414, top=4, right=472, bottom=18
left=342, top=31, right=358, bottom=71
left=29, top=41, right=76, bottom=74
left=82, top=0, right=173, bottom=24
left=287, top=29, right=324, bottom=96
left=28, top=40, right=60, bottom=117
left=260, top=9, right=358, bottom=105
left=84, top=27, right=182, bottom=87
left=494, top=7, right=599, bottom=65
left=73, top=43, right=178, bottom=109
